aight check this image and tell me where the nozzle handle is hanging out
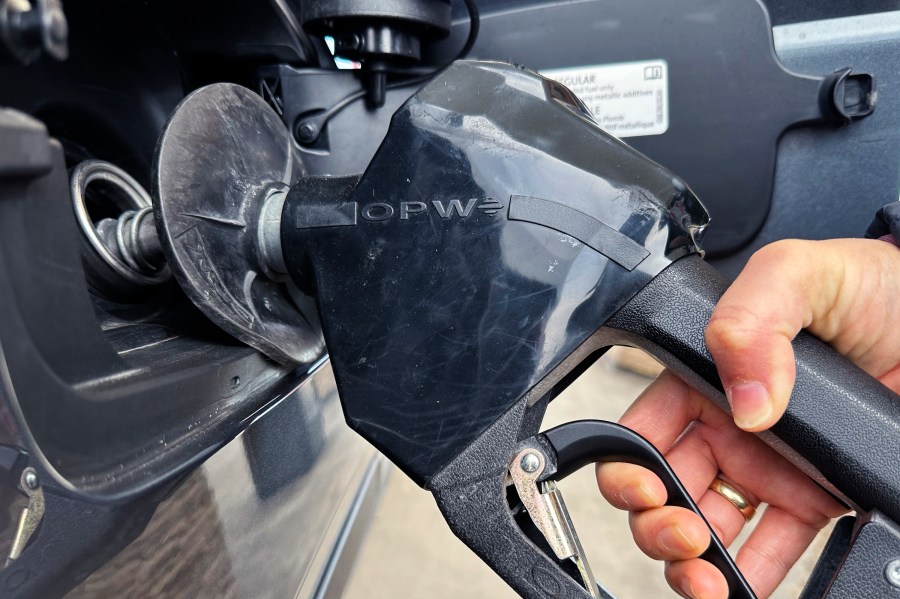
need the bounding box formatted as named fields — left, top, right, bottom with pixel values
left=602, top=254, right=900, bottom=522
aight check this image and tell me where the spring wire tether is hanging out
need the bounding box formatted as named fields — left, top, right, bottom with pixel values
left=70, top=160, right=170, bottom=293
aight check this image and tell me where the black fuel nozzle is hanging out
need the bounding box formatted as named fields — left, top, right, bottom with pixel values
left=277, top=60, right=749, bottom=598
left=278, top=61, right=900, bottom=598
left=150, top=60, right=900, bottom=598
left=281, top=60, right=710, bottom=485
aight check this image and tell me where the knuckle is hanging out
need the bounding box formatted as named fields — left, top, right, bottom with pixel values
left=705, top=309, right=762, bottom=355
left=743, top=540, right=792, bottom=576
left=750, top=239, right=809, bottom=268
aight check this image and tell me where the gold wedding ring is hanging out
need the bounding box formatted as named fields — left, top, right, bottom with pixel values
left=709, top=478, right=756, bottom=522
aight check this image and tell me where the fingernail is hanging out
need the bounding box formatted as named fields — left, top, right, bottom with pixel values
left=621, top=481, right=662, bottom=508
left=727, top=382, right=773, bottom=430
left=678, top=578, right=698, bottom=599
left=659, top=525, right=697, bottom=554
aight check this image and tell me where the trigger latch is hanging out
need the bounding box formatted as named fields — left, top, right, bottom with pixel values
left=508, top=447, right=610, bottom=599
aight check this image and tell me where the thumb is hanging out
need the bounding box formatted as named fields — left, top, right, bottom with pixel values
left=705, top=240, right=845, bottom=431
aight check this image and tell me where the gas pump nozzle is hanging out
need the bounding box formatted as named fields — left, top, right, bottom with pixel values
left=154, top=61, right=900, bottom=598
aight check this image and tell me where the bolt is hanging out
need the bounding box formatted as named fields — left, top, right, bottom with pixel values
left=296, top=121, right=318, bottom=144
left=886, top=559, right=900, bottom=588
left=520, top=452, right=541, bottom=473
left=23, top=469, right=38, bottom=490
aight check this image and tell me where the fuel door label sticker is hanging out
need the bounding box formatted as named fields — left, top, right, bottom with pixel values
left=542, top=59, right=669, bottom=138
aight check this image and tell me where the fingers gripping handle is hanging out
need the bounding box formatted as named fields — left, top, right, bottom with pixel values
left=429, top=404, right=754, bottom=598
left=601, top=254, right=900, bottom=522
left=544, top=420, right=756, bottom=599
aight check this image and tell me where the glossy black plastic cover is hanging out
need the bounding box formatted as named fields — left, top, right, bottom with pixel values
left=282, top=60, right=709, bottom=484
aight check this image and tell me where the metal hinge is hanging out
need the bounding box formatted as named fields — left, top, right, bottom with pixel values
left=509, top=448, right=603, bottom=599
left=6, top=467, right=44, bottom=565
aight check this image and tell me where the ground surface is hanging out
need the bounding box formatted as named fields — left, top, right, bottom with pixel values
left=344, top=352, right=830, bottom=598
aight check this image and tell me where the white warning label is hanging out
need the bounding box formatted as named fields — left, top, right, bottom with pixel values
left=542, top=59, right=669, bottom=138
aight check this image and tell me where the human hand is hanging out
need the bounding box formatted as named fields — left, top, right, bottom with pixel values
left=597, top=238, right=900, bottom=598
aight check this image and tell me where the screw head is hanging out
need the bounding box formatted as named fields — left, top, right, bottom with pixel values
left=520, top=452, right=541, bottom=473
left=23, top=469, right=38, bottom=490
left=296, top=121, right=318, bottom=144
left=886, top=559, right=900, bottom=588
